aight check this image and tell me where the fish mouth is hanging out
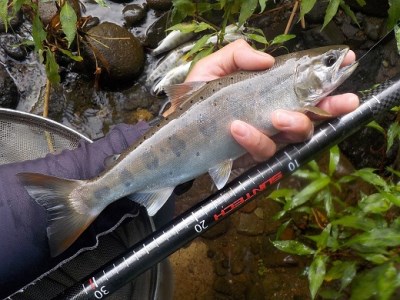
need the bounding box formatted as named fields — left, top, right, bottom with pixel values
left=333, top=47, right=358, bottom=84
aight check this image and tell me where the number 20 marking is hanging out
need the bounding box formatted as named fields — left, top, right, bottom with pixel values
left=194, top=220, right=208, bottom=233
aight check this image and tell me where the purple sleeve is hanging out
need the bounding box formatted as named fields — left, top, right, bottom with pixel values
left=0, top=122, right=149, bottom=296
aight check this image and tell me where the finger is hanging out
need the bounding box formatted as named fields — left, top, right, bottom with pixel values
left=342, top=50, right=356, bottom=66
left=317, top=93, right=359, bottom=117
left=231, top=120, right=277, bottom=162
left=185, top=39, right=274, bottom=82
left=271, top=110, right=314, bottom=142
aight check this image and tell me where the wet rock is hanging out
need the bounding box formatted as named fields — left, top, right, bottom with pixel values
left=38, top=1, right=58, bottom=25
left=81, top=17, right=100, bottom=32
left=0, top=34, right=27, bottom=61
left=0, top=65, right=19, bottom=108
left=123, top=4, right=147, bottom=27
left=346, top=0, right=389, bottom=18
left=82, top=22, right=144, bottom=87
left=0, top=9, right=23, bottom=33
left=239, top=200, right=257, bottom=213
left=236, top=212, right=264, bottom=236
left=302, top=22, right=345, bottom=48
left=144, top=12, right=169, bottom=48
left=304, top=0, right=328, bottom=24
left=146, top=0, right=172, bottom=11
left=363, top=16, right=385, bottom=41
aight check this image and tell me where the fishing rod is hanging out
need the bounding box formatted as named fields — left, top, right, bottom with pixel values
left=39, top=77, right=400, bottom=299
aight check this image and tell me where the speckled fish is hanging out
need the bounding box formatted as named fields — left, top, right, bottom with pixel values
left=17, top=45, right=357, bottom=256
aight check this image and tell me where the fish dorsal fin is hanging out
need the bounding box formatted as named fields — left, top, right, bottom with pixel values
left=163, top=81, right=206, bottom=116
left=300, top=106, right=332, bottom=118
left=208, top=159, right=233, bottom=190
left=128, top=187, right=175, bottom=216
left=104, top=154, right=121, bottom=168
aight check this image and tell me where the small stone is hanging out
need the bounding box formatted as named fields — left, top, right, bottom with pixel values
left=146, top=0, right=172, bottom=11
left=0, top=65, right=19, bottom=108
left=236, top=212, right=264, bottom=236
left=254, top=207, right=264, bottom=219
left=239, top=200, right=257, bottom=213
left=0, top=34, right=27, bottom=61
left=123, top=4, right=147, bottom=27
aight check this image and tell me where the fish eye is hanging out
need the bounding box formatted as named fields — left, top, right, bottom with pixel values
left=324, top=55, right=337, bottom=67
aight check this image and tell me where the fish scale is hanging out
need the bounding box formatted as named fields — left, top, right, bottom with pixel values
left=17, top=45, right=358, bottom=257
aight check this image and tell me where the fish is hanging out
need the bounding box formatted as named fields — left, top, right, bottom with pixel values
left=146, top=42, right=193, bottom=86
left=17, top=45, right=358, bottom=257
left=150, top=28, right=196, bottom=56
left=153, top=61, right=192, bottom=95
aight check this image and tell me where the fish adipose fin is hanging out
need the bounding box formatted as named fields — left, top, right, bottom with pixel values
left=128, top=187, right=175, bottom=216
left=208, top=159, right=233, bottom=190
left=301, top=106, right=332, bottom=118
left=17, top=172, right=96, bottom=257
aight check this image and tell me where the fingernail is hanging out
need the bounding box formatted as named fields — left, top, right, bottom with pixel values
left=274, top=110, right=296, bottom=127
left=231, top=120, right=249, bottom=138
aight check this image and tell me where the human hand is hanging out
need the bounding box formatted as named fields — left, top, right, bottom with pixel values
left=185, top=39, right=359, bottom=167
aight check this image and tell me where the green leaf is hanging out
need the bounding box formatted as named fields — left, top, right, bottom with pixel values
left=343, top=168, right=388, bottom=190
left=340, top=0, right=360, bottom=28
left=94, top=0, right=107, bottom=7
left=268, top=188, right=296, bottom=204
left=299, top=0, right=317, bottom=20
left=307, top=160, right=320, bottom=172
left=171, top=0, right=196, bottom=24
left=322, top=0, right=340, bottom=30
left=325, top=260, right=357, bottom=291
left=388, top=0, right=400, bottom=31
left=359, top=193, right=391, bottom=213
left=356, top=0, right=366, bottom=5
left=328, top=145, right=340, bottom=177
left=259, top=0, right=268, bottom=13
left=246, top=33, right=269, bottom=45
left=168, top=21, right=215, bottom=33
left=272, top=240, right=315, bottom=255
left=307, top=224, right=331, bottom=249
left=351, top=263, right=399, bottom=300
left=309, top=255, right=328, bottom=299
left=270, top=34, right=295, bottom=45
left=185, top=33, right=213, bottom=58
left=346, top=228, right=400, bottom=248
left=238, top=0, right=258, bottom=26
left=366, top=120, right=385, bottom=135
left=286, top=176, right=330, bottom=210
left=45, top=49, right=60, bottom=84
left=58, top=48, right=83, bottom=62
left=60, top=1, right=78, bottom=48
left=332, top=215, right=376, bottom=231
left=32, top=13, right=47, bottom=52
left=396, top=25, right=400, bottom=55
left=358, top=253, right=388, bottom=264
left=0, top=0, right=7, bottom=32
left=387, top=121, right=400, bottom=153
left=275, top=219, right=292, bottom=240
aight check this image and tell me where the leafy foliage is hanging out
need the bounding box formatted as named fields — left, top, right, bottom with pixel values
left=270, top=144, right=400, bottom=299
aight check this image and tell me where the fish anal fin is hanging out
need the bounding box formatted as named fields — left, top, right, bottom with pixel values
left=163, top=81, right=206, bottom=116
left=128, top=187, right=175, bottom=216
left=17, top=172, right=96, bottom=257
left=208, top=159, right=233, bottom=190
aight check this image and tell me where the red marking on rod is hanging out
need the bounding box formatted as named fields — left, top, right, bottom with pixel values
left=89, top=278, right=96, bottom=290
left=214, top=171, right=283, bottom=221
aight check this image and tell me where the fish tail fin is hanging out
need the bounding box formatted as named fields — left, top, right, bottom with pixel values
left=17, top=172, right=97, bottom=257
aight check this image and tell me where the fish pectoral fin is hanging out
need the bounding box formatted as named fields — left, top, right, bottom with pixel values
left=208, top=159, right=233, bottom=190
left=163, top=81, right=206, bottom=116
left=17, top=172, right=95, bottom=257
left=104, top=154, right=121, bottom=168
left=301, top=106, right=332, bottom=118
left=128, top=187, right=175, bottom=216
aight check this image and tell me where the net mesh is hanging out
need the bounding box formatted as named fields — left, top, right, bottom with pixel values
left=0, top=109, right=159, bottom=299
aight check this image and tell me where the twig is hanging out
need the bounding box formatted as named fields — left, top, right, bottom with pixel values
left=43, top=78, right=55, bottom=153
left=284, top=0, right=299, bottom=34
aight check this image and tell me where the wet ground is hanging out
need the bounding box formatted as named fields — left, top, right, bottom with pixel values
left=1, top=0, right=400, bottom=299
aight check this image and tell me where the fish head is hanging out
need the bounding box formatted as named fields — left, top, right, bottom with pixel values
left=294, top=45, right=358, bottom=106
